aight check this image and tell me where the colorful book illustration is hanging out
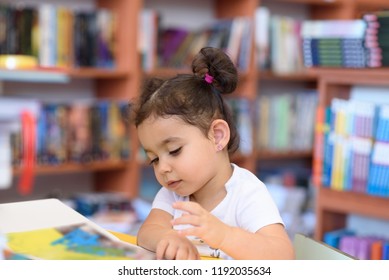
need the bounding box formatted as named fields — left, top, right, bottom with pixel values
left=5, top=222, right=154, bottom=260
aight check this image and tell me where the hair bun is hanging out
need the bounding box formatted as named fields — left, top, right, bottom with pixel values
left=192, top=47, right=238, bottom=94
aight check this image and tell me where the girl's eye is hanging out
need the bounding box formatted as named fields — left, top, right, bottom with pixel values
left=170, top=147, right=181, bottom=156
left=149, top=157, right=158, bottom=165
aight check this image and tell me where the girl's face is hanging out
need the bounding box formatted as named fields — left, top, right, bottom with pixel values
left=137, top=115, right=219, bottom=197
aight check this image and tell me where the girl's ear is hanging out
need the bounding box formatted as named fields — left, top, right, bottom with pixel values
left=210, top=119, right=230, bottom=151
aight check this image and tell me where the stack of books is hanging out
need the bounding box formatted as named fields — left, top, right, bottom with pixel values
left=301, top=20, right=368, bottom=68
left=363, top=11, right=389, bottom=68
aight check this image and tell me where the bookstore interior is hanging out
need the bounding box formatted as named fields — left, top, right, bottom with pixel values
left=1, top=0, right=389, bottom=260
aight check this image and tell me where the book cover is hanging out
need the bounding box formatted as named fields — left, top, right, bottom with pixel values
left=5, top=222, right=154, bottom=260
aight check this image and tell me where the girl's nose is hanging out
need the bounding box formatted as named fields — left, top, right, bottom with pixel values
left=157, top=158, right=172, bottom=174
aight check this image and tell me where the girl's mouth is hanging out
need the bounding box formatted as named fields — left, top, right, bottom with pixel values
left=167, top=180, right=181, bottom=189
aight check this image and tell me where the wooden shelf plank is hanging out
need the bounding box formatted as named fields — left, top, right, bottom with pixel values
left=256, top=150, right=313, bottom=160
left=259, top=70, right=318, bottom=82
left=317, top=188, right=389, bottom=221
left=13, top=160, right=130, bottom=175
left=68, top=68, right=128, bottom=79
left=315, top=68, right=389, bottom=88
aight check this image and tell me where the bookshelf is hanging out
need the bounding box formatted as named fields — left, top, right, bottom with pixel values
left=313, top=68, right=389, bottom=241
left=255, top=0, right=319, bottom=186
left=5, top=0, right=389, bottom=238
left=4, top=0, right=263, bottom=202
left=258, top=0, right=389, bottom=243
left=4, top=0, right=142, bottom=199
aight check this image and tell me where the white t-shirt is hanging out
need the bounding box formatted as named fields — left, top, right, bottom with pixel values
left=151, top=163, right=284, bottom=259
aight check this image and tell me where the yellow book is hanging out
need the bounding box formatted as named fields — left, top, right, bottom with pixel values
left=0, top=199, right=154, bottom=260
left=6, top=223, right=154, bottom=260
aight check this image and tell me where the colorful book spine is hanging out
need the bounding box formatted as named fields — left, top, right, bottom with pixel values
left=313, top=105, right=325, bottom=187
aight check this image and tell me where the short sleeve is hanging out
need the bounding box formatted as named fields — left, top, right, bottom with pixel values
left=237, top=182, right=284, bottom=233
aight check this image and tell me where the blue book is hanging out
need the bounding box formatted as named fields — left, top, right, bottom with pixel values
left=382, top=242, right=389, bottom=260
left=322, top=107, right=333, bottom=187
left=324, top=228, right=354, bottom=248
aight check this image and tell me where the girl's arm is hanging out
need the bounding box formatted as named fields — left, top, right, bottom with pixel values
left=172, top=201, right=294, bottom=260
left=219, top=223, right=294, bottom=260
left=137, top=208, right=200, bottom=259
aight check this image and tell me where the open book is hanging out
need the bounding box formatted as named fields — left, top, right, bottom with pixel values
left=0, top=198, right=155, bottom=260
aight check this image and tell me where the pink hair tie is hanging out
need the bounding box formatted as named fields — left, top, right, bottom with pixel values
left=204, top=73, right=214, bottom=84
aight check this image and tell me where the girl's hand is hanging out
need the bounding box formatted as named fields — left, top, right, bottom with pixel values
left=171, top=201, right=231, bottom=249
left=156, top=231, right=200, bottom=260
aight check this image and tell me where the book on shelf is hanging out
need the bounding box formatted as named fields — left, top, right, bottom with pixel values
left=158, top=27, right=189, bottom=68
left=362, top=11, right=389, bottom=67
left=301, top=20, right=366, bottom=39
left=301, top=19, right=370, bottom=68
left=226, top=97, right=253, bottom=155
left=254, top=6, right=270, bottom=70
left=302, top=37, right=368, bottom=68
left=256, top=91, right=317, bottom=152
left=1, top=97, right=131, bottom=167
left=323, top=228, right=355, bottom=249
left=367, top=141, right=389, bottom=197
left=315, top=97, right=389, bottom=198
left=0, top=199, right=154, bottom=260
left=270, top=15, right=304, bottom=74
left=323, top=228, right=389, bottom=260
left=320, top=98, right=376, bottom=192
left=0, top=2, right=116, bottom=69
left=138, top=9, right=159, bottom=71
left=140, top=11, right=252, bottom=71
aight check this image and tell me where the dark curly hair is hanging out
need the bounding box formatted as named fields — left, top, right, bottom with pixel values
left=131, top=47, right=240, bottom=154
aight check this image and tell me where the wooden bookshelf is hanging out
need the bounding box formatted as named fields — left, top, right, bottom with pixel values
left=315, top=188, right=389, bottom=241
left=3, top=0, right=141, bottom=198
left=259, top=0, right=389, bottom=244
left=6, top=0, right=389, bottom=234
left=313, top=68, right=389, bottom=241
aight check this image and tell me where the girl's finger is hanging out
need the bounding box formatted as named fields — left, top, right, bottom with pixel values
left=156, top=240, right=169, bottom=260
left=172, top=214, right=201, bottom=226
left=172, top=201, right=203, bottom=214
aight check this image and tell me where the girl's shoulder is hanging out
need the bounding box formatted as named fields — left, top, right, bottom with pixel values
left=228, top=164, right=267, bottom=191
